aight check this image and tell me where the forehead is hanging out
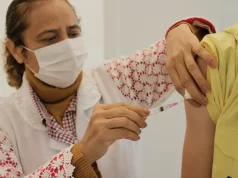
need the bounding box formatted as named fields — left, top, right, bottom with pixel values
left=25, top=0, right=78, bottom=34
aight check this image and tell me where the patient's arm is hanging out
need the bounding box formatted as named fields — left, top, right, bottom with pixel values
left=182, top=58, right=215, bottom=178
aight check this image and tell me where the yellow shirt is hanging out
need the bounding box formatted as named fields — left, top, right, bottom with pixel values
left=201, top=22, right=238, bottom=177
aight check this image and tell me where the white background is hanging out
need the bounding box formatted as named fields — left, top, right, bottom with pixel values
left=0, top=0, right=237, bottom=177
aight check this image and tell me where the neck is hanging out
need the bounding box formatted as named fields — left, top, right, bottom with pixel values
left=25, top=67, right=83, bottom=126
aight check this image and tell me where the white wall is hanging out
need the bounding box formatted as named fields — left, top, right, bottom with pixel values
left=71, top=0, right=105, bottom=68
left=104, top=0, right=221, bottom=59
left=104, top=1, right=221, bottom=177
left=219, top=0, right=238, bottom=29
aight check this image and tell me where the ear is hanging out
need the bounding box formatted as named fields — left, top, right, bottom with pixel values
left=6, top=39, right=25, bottom=64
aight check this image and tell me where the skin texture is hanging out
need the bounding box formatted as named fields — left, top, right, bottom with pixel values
left=182, top=57, right=215, bottom=178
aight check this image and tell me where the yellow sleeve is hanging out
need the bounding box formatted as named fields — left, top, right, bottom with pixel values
left=201, top=31, right=237, bottom=124
left=200, top=22, right=238, bottom=177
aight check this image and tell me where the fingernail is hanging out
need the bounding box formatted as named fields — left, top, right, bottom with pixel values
left=144, top=108, right=149, bottom=113
left=202, top=85, right=211, bottom=93
left=210, top=61, right=216, bottom=68
left=143, top=122, right=147, bottom=128
left=143, top=117, right=148, bottom=120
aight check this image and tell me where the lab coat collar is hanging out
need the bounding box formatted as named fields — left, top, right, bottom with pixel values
left=14, top=73, right=47, bottom=131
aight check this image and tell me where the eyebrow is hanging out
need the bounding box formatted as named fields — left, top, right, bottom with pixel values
left=36, top=24, right=81, bottom=39
left=67, top=24, right=81, bottom=31
left=36, top=29, right=58, bottom=39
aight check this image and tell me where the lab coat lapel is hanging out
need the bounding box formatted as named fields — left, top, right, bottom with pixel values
left=75, top=69, right=101, bottom=140
left=14, top=74, right=46, bottom=131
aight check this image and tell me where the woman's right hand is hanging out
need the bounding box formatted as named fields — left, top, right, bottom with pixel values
left=78, top=103, right=150, bottom=164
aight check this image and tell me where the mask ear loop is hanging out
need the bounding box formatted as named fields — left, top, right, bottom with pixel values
left=21, top=45, right=37, bottom=74
left=21, top=45, right=34, bottom=52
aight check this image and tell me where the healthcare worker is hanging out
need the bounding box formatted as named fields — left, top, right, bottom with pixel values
left=0, top=0, right=216, bottom=178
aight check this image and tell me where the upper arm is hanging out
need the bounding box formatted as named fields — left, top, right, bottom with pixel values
left=182, top=58, right=215, bottom=178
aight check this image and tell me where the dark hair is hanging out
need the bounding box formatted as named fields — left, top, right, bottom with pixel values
left=4, top=0, right=76, bottom=89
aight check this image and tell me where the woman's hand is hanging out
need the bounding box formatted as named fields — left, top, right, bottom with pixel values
left=78, top=103, right=149, bottom=164
left=166, top=24, right=216, bottom=106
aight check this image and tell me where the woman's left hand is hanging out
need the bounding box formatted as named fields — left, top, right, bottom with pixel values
left=166, top=23, right=216, bottom=107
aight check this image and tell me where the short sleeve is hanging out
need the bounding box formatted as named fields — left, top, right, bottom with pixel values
left=200, top=22, right=238, bottom=177
left=201, top=26, right=238, bottom=124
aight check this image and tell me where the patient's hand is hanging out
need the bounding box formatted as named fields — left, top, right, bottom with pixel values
left=166, top=24, right=216, bottom=107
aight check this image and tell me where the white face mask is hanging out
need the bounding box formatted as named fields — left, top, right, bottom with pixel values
left=22, top=37, right=87, bottom=88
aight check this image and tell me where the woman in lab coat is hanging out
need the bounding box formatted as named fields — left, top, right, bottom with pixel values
left=0, top=0, right=216, bottom=178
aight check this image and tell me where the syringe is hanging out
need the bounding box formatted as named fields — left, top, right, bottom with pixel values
left=149, top=89, right=192, bottom=115
left=149, top=100, right=184, bottom=115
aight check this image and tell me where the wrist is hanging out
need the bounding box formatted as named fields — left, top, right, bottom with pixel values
left=167, top=23, right=191, bottom=39
left=77, top=141, right=95, bottom=165
left=165, top=17, right=216, bottom=38
left=177, top=23, right=208, bottom=41
left=177, top=23, right=192, bottom=31
left=179, top=23, right=199, bottom=33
